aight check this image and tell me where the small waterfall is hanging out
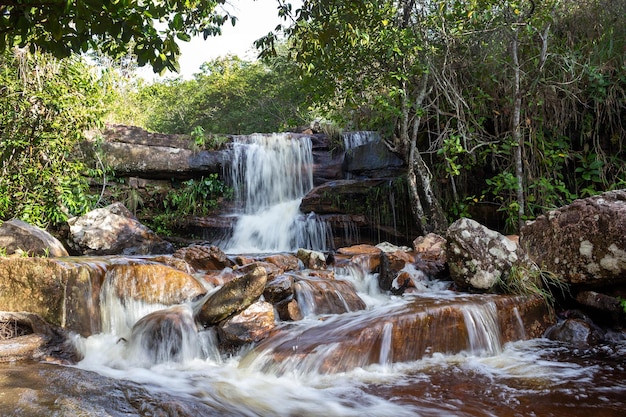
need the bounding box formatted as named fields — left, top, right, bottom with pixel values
left=342, top=131, right=380, bottom=150
left=224, top=133, right=331, bottom=253
left=461, top=301, right=503, bottom=356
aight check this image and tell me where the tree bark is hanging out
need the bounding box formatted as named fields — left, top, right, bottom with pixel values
left=402, top=73, right=448, bottom=235
left=511, top=26, right=525, bottom=232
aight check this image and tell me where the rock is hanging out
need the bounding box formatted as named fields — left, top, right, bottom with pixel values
left=245, top=294, right=552, bottom=374
left=544, top=318, right=603, bottom=346
left=574, top=290, right=624, bottom=326
left=447, top=218, right=537, bottom=292
left=173, top=244, right=234, bottom=271
left=295, top=276, right=366, bottom=316
left=218, top=301, right=275, bottom=348
left=275, top=298, right=303, bottom=321
left=126, top=305, right=199, bottom=365
left=0, top=219, right=68, bottom=257
left=68, top=202, right=173, bottom=255
left=296, top=248, right=326, bottom=270
left=263, top=274, right=295, bottom=304
left=196, top=264, right=268, bottom=326
left=413, top=233, right=447, bottom=262
left=520, top=190, right=626, bottom=288
left=262, top=254, right=301, bottom=272
left=0, top=311, right=79, bottom=363
left=342, top=140, right=405, bottom=178
left=104, top=262, right=207, bottom=305
left=0, top=257, right=105, bottom=336
left=98, top=124, right=228, bottom=179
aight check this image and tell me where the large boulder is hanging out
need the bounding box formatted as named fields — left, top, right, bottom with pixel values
left=447, top=218, right=537, bottom=292
left=342, top=140, right=405, bottom=178
left=97, top=124, right=228, bottom=179
left=520, top=190, right=626, bottom=288
left=67, top=202, right=174, bottom=255
left=0, top=258, right=105, bottom=336
left=0, top=219, right=68, bottom=257
left=196, top=264, right=268, bottom=326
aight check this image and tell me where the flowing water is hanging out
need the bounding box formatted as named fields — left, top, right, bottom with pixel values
left=223, top=133, right=331, bottom=253
left=36, top=264, right=621, bottom=417
left=2, top=132, right=624, bottom=415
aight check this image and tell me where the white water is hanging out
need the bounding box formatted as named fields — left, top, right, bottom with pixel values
left=342, top=131, right=380, bottom=150
left=223, top=133, right=331, bottom=253
left=71, top=263, right=626, bottom=416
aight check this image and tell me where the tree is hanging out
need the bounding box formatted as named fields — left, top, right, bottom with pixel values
left=0, top=49, right=105, bottom=227
left=258, top=0, right=449, bottom=235
left=0, top=0, right=235, bottom=73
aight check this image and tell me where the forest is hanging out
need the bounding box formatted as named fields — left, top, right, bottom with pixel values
left=0, top=0, right=624, bottom=234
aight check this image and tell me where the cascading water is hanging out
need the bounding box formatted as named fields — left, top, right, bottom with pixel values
left=223, top=133, right=331, bottom=253
left=10, top=256, right=620, bottom=416
left=342, top=130, right=380, bottom=150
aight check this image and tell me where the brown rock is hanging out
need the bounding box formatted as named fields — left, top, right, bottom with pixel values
left=0, top=258, right=105, bottom=336
left=521, top=190, right=626, bottom=288
left=263, top=274, right=295, bottom=303
left=196, top=264, right=268, bottom=326
left=173, top=244, right=234, bottom=271
left=275, top=298, right=303, bottom=321
left=218, top=301, right=275, bottom=347
left=0, top=219, right=68, bottom=257
left=263, top=254, right=300, bottom=272
left=295, top=277, right=366, bottom=316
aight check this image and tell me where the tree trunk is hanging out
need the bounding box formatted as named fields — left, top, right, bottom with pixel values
left=511, top=27, right=525, bottom=232
left=402, top=74, right=448, bottom=236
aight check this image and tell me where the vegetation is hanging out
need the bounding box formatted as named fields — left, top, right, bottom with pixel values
left=0, top=0, right=624, bottom=238
left=105, top=54, right=311, bottom=135
left=0, top=49, right=105, bottom=228
left=0, top=0, right=234, bottom=73
left=257, top=0, right=625, bottom=233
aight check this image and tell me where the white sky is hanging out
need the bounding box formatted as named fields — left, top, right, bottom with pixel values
left=138, top=0, right=298, bottom=81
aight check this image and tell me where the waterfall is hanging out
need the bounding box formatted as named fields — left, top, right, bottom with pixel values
left=342, top=131, right=380, bottom=150
left=224, top=133, right=331, bottom=253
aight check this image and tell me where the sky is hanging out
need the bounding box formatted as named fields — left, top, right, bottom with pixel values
left=138, top=0, right=297, bottom=81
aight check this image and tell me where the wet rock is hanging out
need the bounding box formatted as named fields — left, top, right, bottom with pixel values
left=263, top=274, right=295, bottom=303
left=296, top=248, right=326, bottom=270
left=294, top=276, right=366, bottom=316
left=337, top=244, right=382, bottom=273
left=196, top=264, right=268, bottom=326
left=0, top=219, right=68, bottom=257
left=262, top=253, right=301, bottom=272
left=574, top=290, right=625, bottom=326
left=127, top=305, right=199, bottom=365
left=520, top=190, right=626, bottom=288
left=0, top=311, right=79, bottom=363
left=245, top=294, right=552, bottom=374
left=275, top=298, right=303, bottom=321
left=447, top=218, right=538, bottom=292
left=152, top=255, right=194, bottom=274
left=544, top=318, right=603, bottom=346
left=105, top=262, right=207, bottom=305
left=218, top=301, right=275, bottom=348
left=68, top=202, right=173, bottom=255
left=0, top=258, right=104, bottom=336
left=342, top=139, right=405, bottom=178
left=173, top=244, right=234, bottom=271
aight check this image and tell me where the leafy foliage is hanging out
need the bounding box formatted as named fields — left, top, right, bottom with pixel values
left=0, top=0, right=234, bottom=73
left=107, top=55, right=311, bottom=135
left=0, top=49, right=105, bottom=227
left=265, top=0, right=625, bottom=232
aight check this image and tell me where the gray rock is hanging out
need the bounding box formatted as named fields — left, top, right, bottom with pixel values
left=447, top=218, right=537, bottom=292
left=67, top=202, right=173, bottom=255
left=0, top=219, right=68, bottom=257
